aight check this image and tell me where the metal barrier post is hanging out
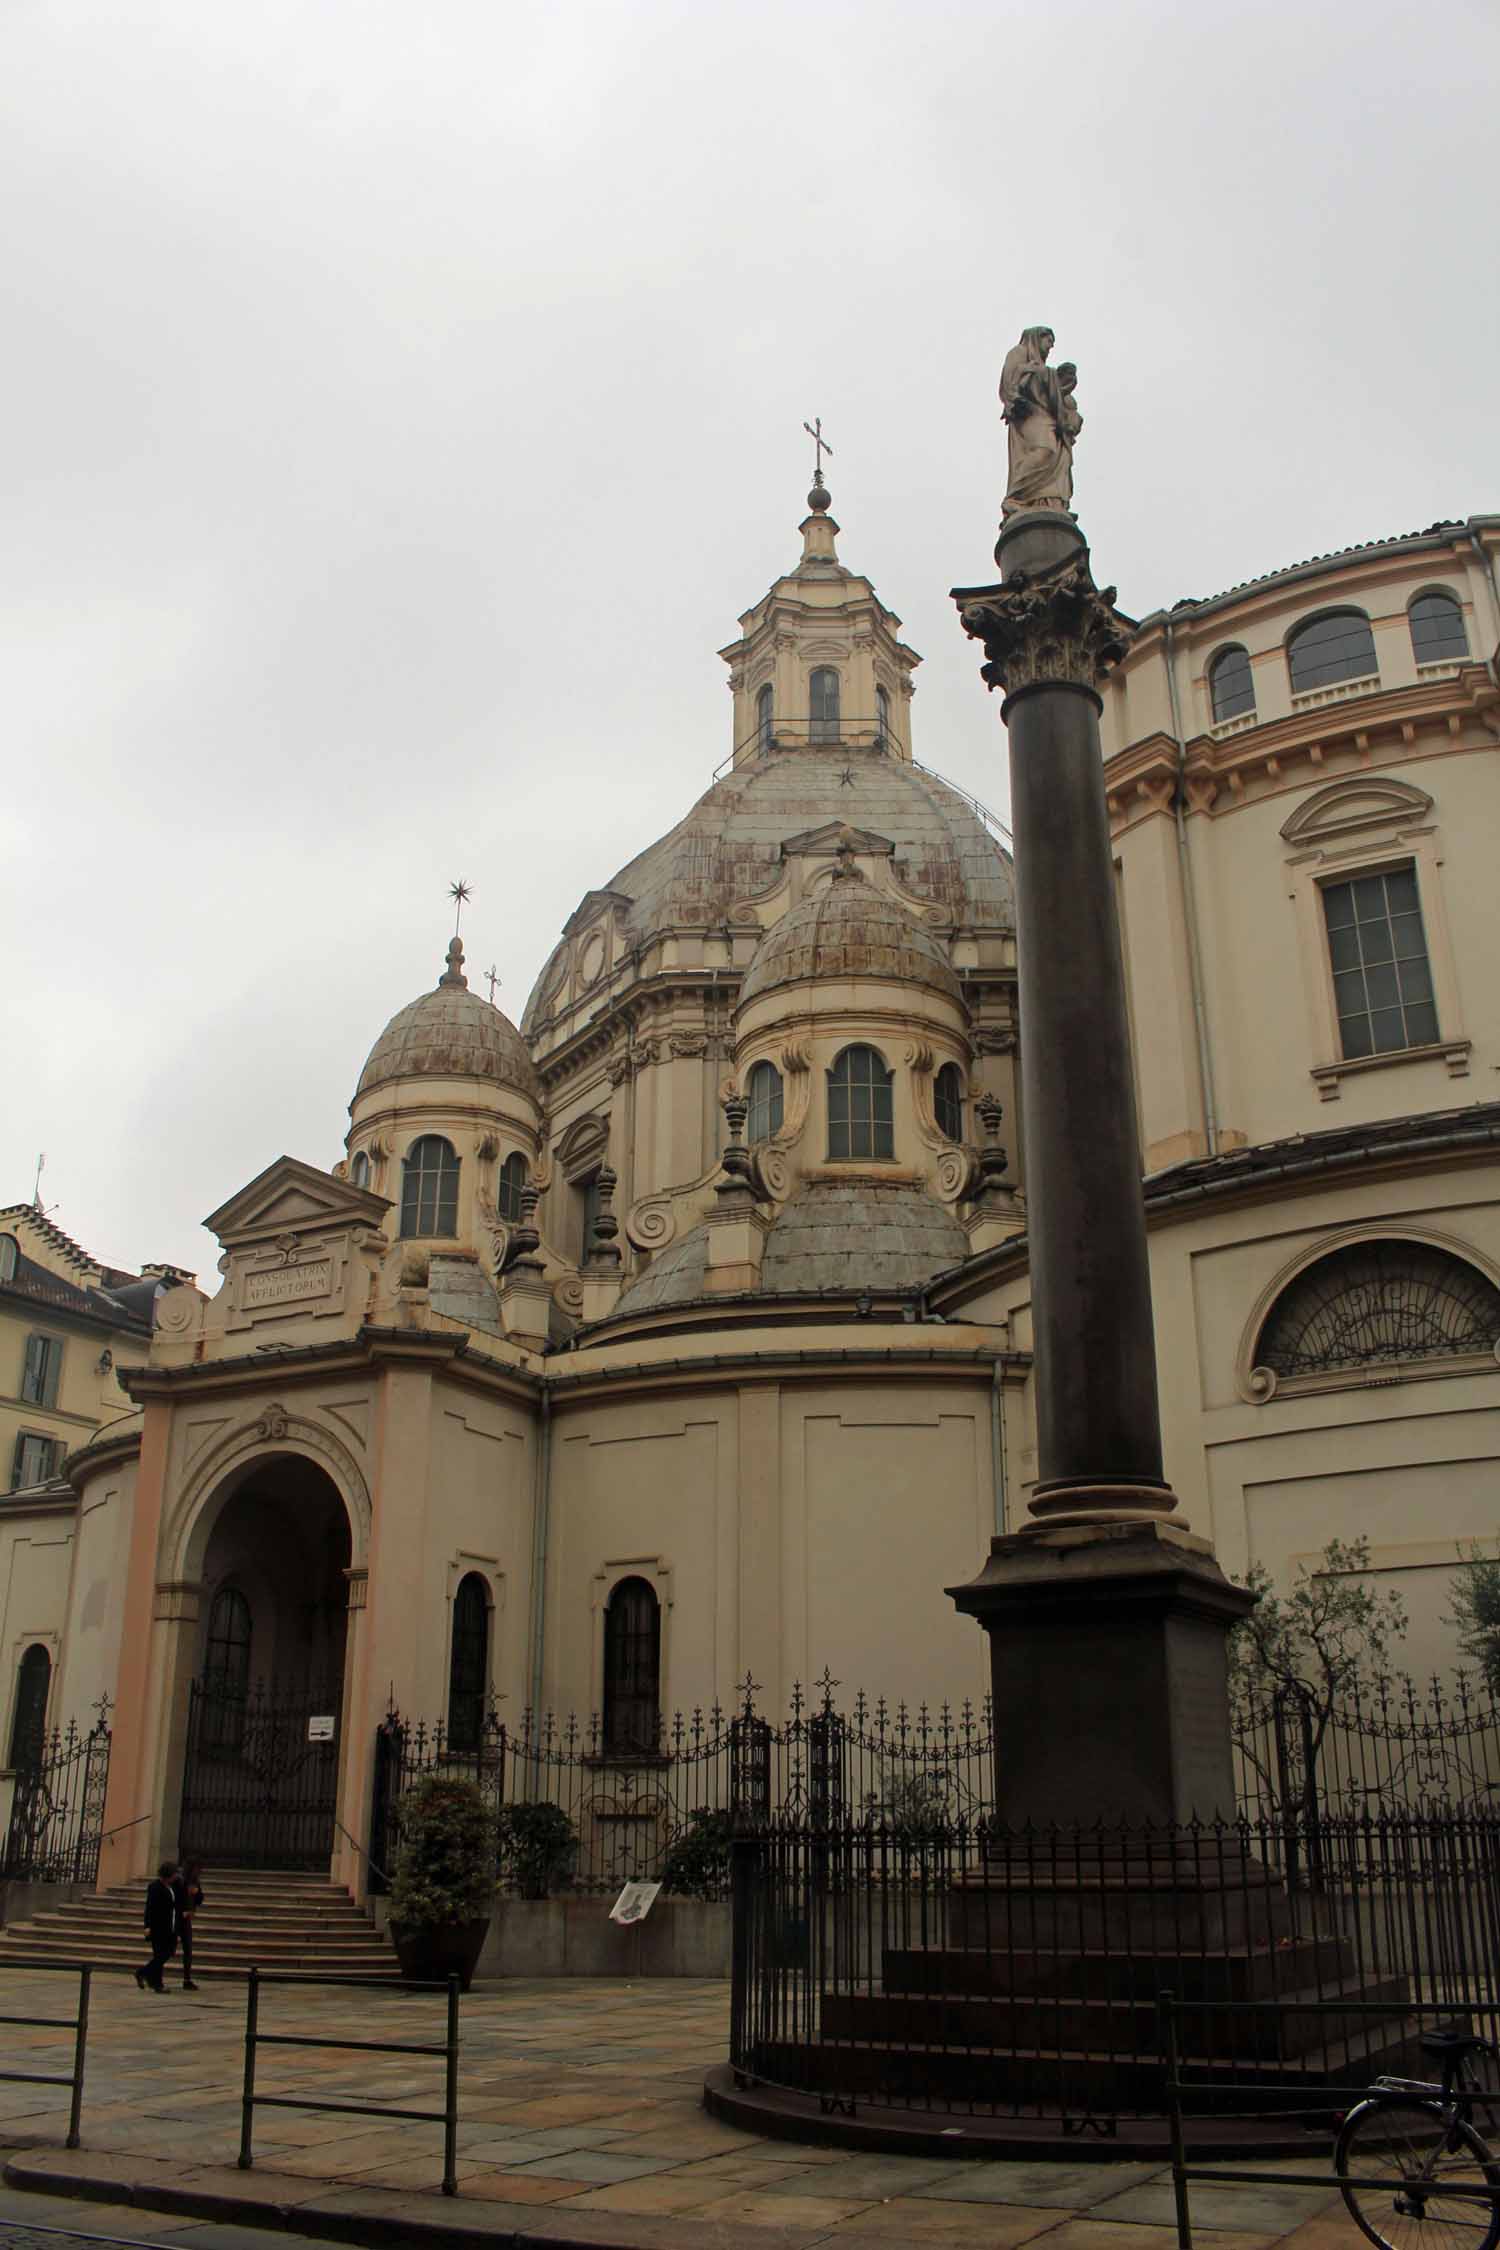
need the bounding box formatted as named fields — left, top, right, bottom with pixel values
left=238, top=1967, right=259, bottom=2171
left=1160, top=1992, right=1193, bottom=2250
left=66, top=1967, right=91, bottom=2149
left=442, top=1974, right=459, bottom=2197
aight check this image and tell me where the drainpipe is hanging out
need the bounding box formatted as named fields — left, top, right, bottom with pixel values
left=1164, top=614, right=1220, bottom=1156
left=527, top=1390, right=552, bottom=1720
left=1466, top=526, right=1500, bottom=689
left=990, top=1358, right=1008, bottom=1536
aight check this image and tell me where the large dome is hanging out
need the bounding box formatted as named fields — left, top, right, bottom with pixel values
left=356, top=943, right=542, bottom=1105
left=739, top=873, right=961, bottom=1008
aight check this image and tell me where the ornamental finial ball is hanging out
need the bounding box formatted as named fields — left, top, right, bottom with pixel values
left=808, top=476, right=831, bottom=514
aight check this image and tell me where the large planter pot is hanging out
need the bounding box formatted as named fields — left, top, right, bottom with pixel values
left=390, top=1917, right=490, bottom=1991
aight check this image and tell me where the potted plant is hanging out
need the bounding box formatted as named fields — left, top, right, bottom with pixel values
left=388, top=1774, right=495, bottom=1988
left=495, top=1801, right=578, bottom=1899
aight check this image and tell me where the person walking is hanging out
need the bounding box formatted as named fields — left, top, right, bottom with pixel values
left=135, top=1861, right=178, bottom=1993
left=173, top=1861, right=204, bottom=1991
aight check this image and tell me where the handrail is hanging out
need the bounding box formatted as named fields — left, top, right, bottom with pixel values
left=711, top=717, right=900, bottom=782
left=332, top=1814, right=388, bottom=1890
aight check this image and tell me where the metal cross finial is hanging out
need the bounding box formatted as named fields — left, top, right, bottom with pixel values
left=484, top=965, right=501, bottom=1005
left=803, top=416, right=833, bottom=480
left=448, top=879, right=472, bottom=935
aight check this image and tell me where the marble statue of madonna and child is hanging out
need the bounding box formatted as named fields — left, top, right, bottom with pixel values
left=999, top=325, right=1082, bottom=518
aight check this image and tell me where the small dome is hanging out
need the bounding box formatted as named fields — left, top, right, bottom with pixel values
left=739, top=875, right=961, bottom=1009
left=761, top=1180, right=967, bottom=1294
left=356, top=940, right=542, bottom=1106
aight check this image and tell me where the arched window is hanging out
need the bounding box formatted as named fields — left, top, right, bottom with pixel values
left=875, top=684, right=891, bottom=748
left=498, top=1152, right=528, bottom=1225
left=400, top=1135, right=459, bottom=1238
left=746, top=1059, right=783, bottom=1144
left=0, top=1234, right=17, bottom=1283
left=756, top=682, right=774, bottom=752
left=1409, top=591, right=1469, bottom=666
left=203, top=1586, right=252, bottom=1751
left=447, top=1573, right=490, bottom=1754
left=809, top=667, right=841, bottom=743
left=1255, top=1241, right=1500, bottom=1383
left=1288, top=610, right=1378, bottom=696
left=827, top=1044, right=894, bottom=1161
left=350, top=1150, right=370, bottom=1191
left=603, top=1577, right=661, bottom=1755
left=8, top=1644, right=51, bottom=1772
left=934, top=1062, right=965, bottom=1143
left=1209, top=645, right=1255, bottom=724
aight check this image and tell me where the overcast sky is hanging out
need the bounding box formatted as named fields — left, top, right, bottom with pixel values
left=3, top=0, right=1497, bottom=1280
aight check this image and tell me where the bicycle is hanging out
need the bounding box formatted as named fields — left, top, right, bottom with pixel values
left=1337, top=2026, right=1500, bottom=2250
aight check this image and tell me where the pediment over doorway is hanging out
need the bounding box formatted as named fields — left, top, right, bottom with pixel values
left=205, top=1156, right=389, bottom=1253
left=202, top=1157, right=389, bottom=1340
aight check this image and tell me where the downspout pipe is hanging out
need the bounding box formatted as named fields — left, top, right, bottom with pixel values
left=1164, top=614, right=1220, bottom=1157
left=527, top=1389, right=552, bottom=1720
left=990, top=1357, right=1008, bottom=1536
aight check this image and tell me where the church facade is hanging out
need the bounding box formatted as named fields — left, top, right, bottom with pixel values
left=3, top=487, right=1498, bottom=1895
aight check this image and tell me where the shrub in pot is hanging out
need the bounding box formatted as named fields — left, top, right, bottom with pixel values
left=388, top=1774, right=495, bottom=1988
left=495, top=1801, right=577, bottom=1900
left=661, top=1807, right=733, bottom=1899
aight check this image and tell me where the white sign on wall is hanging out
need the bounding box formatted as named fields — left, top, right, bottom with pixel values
left=307, top=1715, right=336, bottom=1743
left=609, top=1881, right=661, bottom=1925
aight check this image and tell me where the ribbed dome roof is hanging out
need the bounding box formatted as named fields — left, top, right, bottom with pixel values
left=356, top=941, right=542, bottom=1106
left=739, top=875, right=961, bottom=1008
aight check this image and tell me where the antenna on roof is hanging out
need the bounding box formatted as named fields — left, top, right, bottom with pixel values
left=30, top=1153, right=58, bottom=1218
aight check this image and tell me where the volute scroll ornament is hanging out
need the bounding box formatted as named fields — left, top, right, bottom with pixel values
left=934, top=1147, right=974, bottom=1204
left=753, top=1146, right=793, bottom=1202
left=254, top=1404, right=289, bottom=1443
left=958, top=551, right=1131, bottom=705
left=625, top=1198, right=677, bottom=1253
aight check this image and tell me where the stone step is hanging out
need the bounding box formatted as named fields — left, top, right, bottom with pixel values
left=0, top=1939, right=396, bottom=1973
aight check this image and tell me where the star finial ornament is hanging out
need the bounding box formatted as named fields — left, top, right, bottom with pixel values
left=838, top=766, right=855, bottom=787
left=448, top=879, right=472, bottom=935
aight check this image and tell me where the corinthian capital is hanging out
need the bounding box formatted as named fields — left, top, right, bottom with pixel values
left=955, top=550, right=1131, bottom=704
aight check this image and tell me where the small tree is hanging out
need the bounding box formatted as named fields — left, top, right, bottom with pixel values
left=1445, top=1541, right=1500, bottom=1698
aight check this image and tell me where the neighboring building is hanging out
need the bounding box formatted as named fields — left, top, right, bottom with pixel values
left=1, top=491, right=1496, bottom=1892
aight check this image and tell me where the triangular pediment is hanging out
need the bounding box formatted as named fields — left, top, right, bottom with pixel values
left=781, top=822, right=896, bottom=859
left=205, top=1156, right=389, bottom=1251
left=1281, top=777, right=1434, bottom=846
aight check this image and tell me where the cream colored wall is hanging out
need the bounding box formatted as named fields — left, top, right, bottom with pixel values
left=55, top=1455, right=137, bottom=1730
left=1, top=1298, right=144, bottom=1492
left=418, top=1373, right=537, bottom=1724
left=0, top=1495, right=72, bottom=1757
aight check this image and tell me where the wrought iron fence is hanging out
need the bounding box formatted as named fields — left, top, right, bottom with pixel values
left=1233, top=1672, right=1500, bottom=1824
left=368, top=1679, right=995, bottom=1896
left=725, top=1809, right=1500, bottom=2131
left=1, top=1714, right=112, bottom=1885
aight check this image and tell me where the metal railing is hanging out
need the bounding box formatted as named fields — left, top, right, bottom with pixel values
left=1, top=1714, right=112, bottom=1883
left=0, top=1962, right=91, bottom=2147
left=237, top=1968, right=461, bottom=2197
left=1233, top=1672, right=1500, bottom=1824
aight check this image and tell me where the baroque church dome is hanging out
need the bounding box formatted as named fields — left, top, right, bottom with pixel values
left=356, top=939, right=542, bottom=1105
left=739, top=867, right=962, bottom=1008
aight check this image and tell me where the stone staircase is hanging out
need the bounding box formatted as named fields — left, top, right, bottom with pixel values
left=0, top=1869, right=397, bottom=1980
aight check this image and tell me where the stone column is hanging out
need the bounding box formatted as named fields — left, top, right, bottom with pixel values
left=949, top=512, right=1253, bottom=1829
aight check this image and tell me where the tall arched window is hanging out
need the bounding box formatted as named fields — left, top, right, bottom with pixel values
left=746, top=1059, right=783, bottom=1144
left=756, top=682, right=774, bottom=752
left=203, top=1586, right=252, bottom=1751
left=827, top=1045, right=894, bottom=1161
left=498, top=1151, right=528, bottom=1224
left=1209, top=645, right=1255, bottom=724
left=875, top=684, right=891, bottom=748
left=401, top=1135, right=460, bottom=1238
left=934, top=1062, right=965, bottom=1143
left=1288, top=610, right=1378, bottom=696
left=809, top=667, right=841, bottom=743
left=448, top=1573, right=490, bottom=1754
left=603, top=1577, right=662, bottom=1755
left=1254, top=1241, right=1500, bottom=1384
left=350, top=1150, right=370, bottom=1191
left=8, top=1644, right=51, bottom=1771
left=1409, top=591, right=1469, bottom=666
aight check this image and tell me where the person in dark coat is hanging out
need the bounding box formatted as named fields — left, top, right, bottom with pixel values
left=172, top=1861, right=204, bottom=1990
left=136, top=1861, right=178, bottom=1993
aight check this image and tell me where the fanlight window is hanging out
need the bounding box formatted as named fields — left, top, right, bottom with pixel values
left=1209, top=645, right=1255, bottom=724
left=8, top=1643, right=51, bottom=1772
left=934, top=1062, right=965, bottom=1143
left=809, top=666, right=840, bottom=743
left=756, top=682, right=774, bottom=752
left=1409, top=592, right=1469, bottom=666
left=349, top=1150, right=370, bottom=1191
left=1255, top=1241, right=1500, bottom=1382
left=401, top=1135, right=459, bottom=1238
left=602, top=1576, right=661, bottom=1755
left=828, top=1044, right=894, bottom=1161
left=498, top=1151, right=528, bottom=1224
left=746, top=1060, right=783, bottom=1144
left=448, top=1573, right=490, bottom=1753
left=1288, top=610, right=1378, bottom=696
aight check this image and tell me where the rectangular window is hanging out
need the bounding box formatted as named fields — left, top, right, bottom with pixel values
left=21, top=1334, right=62, bottom=1409
left=578, top=1173, right=602, bottom=1259
left=1322, top=866, right=1439, bottom=1061
left=11, top=1432, right=61, bottom=1490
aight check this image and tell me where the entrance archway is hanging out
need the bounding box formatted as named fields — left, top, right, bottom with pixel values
left=179, top=1453, right=352, bottom=1868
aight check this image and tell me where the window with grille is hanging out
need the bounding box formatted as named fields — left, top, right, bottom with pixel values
left=400, top=1136, right=459, bottom=1238
left=8, top=1644, right=50, bottom=1771
left=203, top=1585, right=252, bottom=1750
left=810, top=667, right=841, bottom=743
left=827, top=1045, right=894, bottom=1161
left=1322, top=866, right=1437, bottom=1059
left=21, top=1333, right=62, bottom=1408
left=10, top=1432, right=61, bottom=1490
left=1288, top=610, right=1378, bottom=695
left=876, top=684, right=891, bottom=748
left=757, top=683, right=774, bottom=752
left=1209, top=645, right=1255, bottom=723
left=603, top=1577, right=662, bottom=1755
left=934, top=1062, right=965, bottom=1143
left=1409, top=592, right=1469, bottom=666
left=746, top=1060, right=783, bottom=1144
left=448, top=1574, right=490, bottom=1753
left=498, top=1152, right=528, bottom=1224
left=1256, top=1240, right=1500, bottom=1381
left=350, top=1150, right=370, bottom=1191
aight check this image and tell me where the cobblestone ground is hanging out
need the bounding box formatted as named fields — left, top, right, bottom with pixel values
left=0, top=1968, right=1362, bottom=2247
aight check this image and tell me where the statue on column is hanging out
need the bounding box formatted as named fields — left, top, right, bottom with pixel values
left=1000, top=326, right=1081, bottom=518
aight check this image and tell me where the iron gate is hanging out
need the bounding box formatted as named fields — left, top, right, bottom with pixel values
left=180, top=1681, right=341, bottom=1868
left=1, top=1714, right=112, bottom=1883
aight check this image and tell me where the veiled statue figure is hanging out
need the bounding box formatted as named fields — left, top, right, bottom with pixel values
left=999, top=326, right=1081, bottom=518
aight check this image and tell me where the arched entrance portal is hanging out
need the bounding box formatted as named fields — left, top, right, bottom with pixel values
left=179, top=1454, right=352, bottom=1868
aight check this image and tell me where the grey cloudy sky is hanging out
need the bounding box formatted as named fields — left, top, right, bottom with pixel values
left=4, top=0, right=1497, bottom=1280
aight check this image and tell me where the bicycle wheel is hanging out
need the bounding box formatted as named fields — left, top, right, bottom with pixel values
left=1337, top=2097, right=1500, bottom=2250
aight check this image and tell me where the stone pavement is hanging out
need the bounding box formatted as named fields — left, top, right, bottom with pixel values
left=0, top=1968, right=1364, bottom=2249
